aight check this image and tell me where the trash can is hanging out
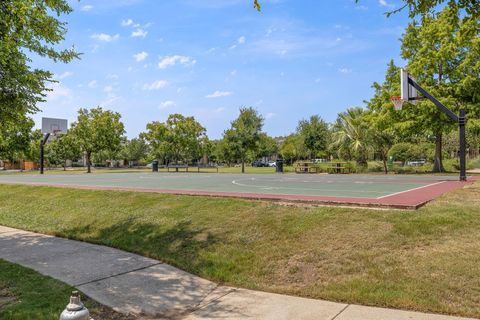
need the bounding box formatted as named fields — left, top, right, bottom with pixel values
left=152, top=160, right=159, bottom=172
left=275, top=159, right=283, bottom=173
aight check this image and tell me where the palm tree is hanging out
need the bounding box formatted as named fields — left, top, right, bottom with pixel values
left=332, top=107, right=370, bottom=166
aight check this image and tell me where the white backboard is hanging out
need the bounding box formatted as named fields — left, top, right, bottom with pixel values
left=42, top=117, right=68, bottom=134
left=400, top=69, right=417, bottom=104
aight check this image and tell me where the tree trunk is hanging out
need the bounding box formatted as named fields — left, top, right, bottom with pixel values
left=382, top=152, right=388, bottom=174
left=64, top=159, right=67, bottom=171
left=433, top=133, right=445, bottom=172
left=241, top=158, right=245, bottom=173
left=87, top=152, right=91, bottom=173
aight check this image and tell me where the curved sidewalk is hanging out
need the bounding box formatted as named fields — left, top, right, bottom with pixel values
left=0, top=225, right=475, bottom=320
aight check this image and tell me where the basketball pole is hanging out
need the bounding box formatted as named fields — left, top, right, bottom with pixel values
left=39, top=133, right=50, bottom=175
left=407, top=77, right=467, bottom=182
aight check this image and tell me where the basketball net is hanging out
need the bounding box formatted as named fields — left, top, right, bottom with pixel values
left=391, top=96, right=404, bottom=111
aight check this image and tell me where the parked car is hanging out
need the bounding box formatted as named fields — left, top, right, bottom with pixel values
left=268, top=161, right=276, bottom=167
left=252, top=160, right=268, bottom=167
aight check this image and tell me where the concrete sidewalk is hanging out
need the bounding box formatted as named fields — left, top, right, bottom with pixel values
left=0, top=226, right=475, bottom=320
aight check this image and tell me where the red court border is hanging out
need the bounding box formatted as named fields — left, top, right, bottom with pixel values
left=1, top=176, right=478, bottom=210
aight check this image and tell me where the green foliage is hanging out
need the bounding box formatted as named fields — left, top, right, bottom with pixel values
left=141, top=114, right=207, bottom=164
left=0, top=115, right=35, bottom=162
left=297, top=115, right=329, bottom=158
left=45, top=133, right=81, bottom=168
left=332, top=107, right=371, bottom=166
left=0, top=0, right=79, bottom=126
left=223, top=107, right=264, bottom=172
left=120, top=138, right=149, bottom=165
left=388, top=143, right=424, bottom=162
left=70, top=107, right=125, bottom=173
left=279, top=134, right=306, bottom=164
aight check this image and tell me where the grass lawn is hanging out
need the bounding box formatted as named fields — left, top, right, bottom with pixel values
left=0, top=259, right=134, bottom=320
left=0, top=183, right=479, bottom=318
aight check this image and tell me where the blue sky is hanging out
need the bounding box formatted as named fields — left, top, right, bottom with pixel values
left=33, top=0, right=409, bottom=139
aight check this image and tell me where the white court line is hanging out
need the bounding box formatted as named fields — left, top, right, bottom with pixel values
left=375, top=181, right=447, bottom=199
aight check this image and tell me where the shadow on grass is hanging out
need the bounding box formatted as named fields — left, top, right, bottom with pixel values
left=62, top=219, right=227, bottom=278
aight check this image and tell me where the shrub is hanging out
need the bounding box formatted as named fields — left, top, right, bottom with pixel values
left=388, top=143, right=424, bottom=163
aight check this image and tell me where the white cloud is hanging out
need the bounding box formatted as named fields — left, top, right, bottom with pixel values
left=142, top=80, right=168, bottom=91
left=133, top=51, right=148, bottom=62
left=56, top=71, right=73, bottom=80
left=91, top=33, right=119, bottom=42
left=238, top=36, right=246, bottom=44
left=121, top=19, right=134, bottom=26
left=158, top=55, right=196, bottom=69
left=339, top=68, right=352, bottom=74
left=229, top=44, right=237, bottom=50
left=378, top=0, right=395, bottom=8
left=159, top=100, right=176, bottom=109
left=81, top=5, right=93, bottom=11
left=131, top=29, right=147, bottom=38
left=46, top=82, right=72, bottom=101
left=215, top=107, right=225, bottom=113
left=88, top=80, right=97, bottom=88
left=107, top=74, right=119, bottom=80
left=230, top=70, right=237, bottom=76
left=205, top=91, right=233, bottom=98
left=103, top=85, right=114, bottom=93
left=266, top=112, right=276, bottom=119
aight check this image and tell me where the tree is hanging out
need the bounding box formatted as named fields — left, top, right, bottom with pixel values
left=297, top=115, right=329, bottom=159
left=400, top=4, right=480, bottom=172
left=121, top=138, right=149, bottom=167
left=70, top=107, right=125, bottom=173
left=280, top=134, right=307, bottom=165
left=142, top=114, right=207, bottom=165
left=366, top=61, right=403, bottom=174
left=332, top=108, right=371, bottom=166
left=254, top=133, right=278, bottom=160
left=0, top=115, right=35, bottom=163
left=46, top=133, right=81, bottom=170
left=0, top=1, right=79, bottom=126
left=223, top=107, right=264, bottom=173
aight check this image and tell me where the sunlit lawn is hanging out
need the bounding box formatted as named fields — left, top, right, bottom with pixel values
left=0, top=183, right=479, bottom=318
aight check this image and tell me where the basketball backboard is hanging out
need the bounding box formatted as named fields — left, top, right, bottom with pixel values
left=41, top=117, right=68, bottom=135
left=400, top=69, right=418, bottom=104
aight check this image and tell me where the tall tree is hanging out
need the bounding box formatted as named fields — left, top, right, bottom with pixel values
left=400, top=4, right=479, bottom=171
left=142, top=114, right=207, bottom=164
left=70, top=107, right=125, bottom=173
left=297, top=115, right=329, bottom=159
left=223, top=107, right=264, bottom=173
left=0, top=1, right=79, bottom=125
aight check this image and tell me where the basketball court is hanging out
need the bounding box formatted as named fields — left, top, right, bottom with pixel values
left=0, top=172, right=475, bottom=209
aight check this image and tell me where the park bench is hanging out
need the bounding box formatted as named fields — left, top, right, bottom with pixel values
left=167, top=164, right=189, bottom=172
left=196, top=164, right=219, bottom=173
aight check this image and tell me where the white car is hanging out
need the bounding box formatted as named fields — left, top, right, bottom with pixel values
left=268, top=161, right=276, bottom=167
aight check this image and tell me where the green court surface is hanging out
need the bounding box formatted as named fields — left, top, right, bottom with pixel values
left=0, top=172, right=457, bottom=199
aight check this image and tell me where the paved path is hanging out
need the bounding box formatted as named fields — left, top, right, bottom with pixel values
left=0, top=226, right=475, bottom=320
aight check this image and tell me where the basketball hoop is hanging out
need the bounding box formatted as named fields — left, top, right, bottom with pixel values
left=391, top=96, right=404, bottom=111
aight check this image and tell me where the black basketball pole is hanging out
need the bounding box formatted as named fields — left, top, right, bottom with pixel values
left=408, top=77, right=467, bottom=181
left=39, top=133, right=50, bottom=174
left=459, top=109, right=467, bottom=181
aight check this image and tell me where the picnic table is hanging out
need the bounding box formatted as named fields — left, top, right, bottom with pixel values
left=295, top=161, right=322, bottom=174
left=326, top=161, right=349, bottom=174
